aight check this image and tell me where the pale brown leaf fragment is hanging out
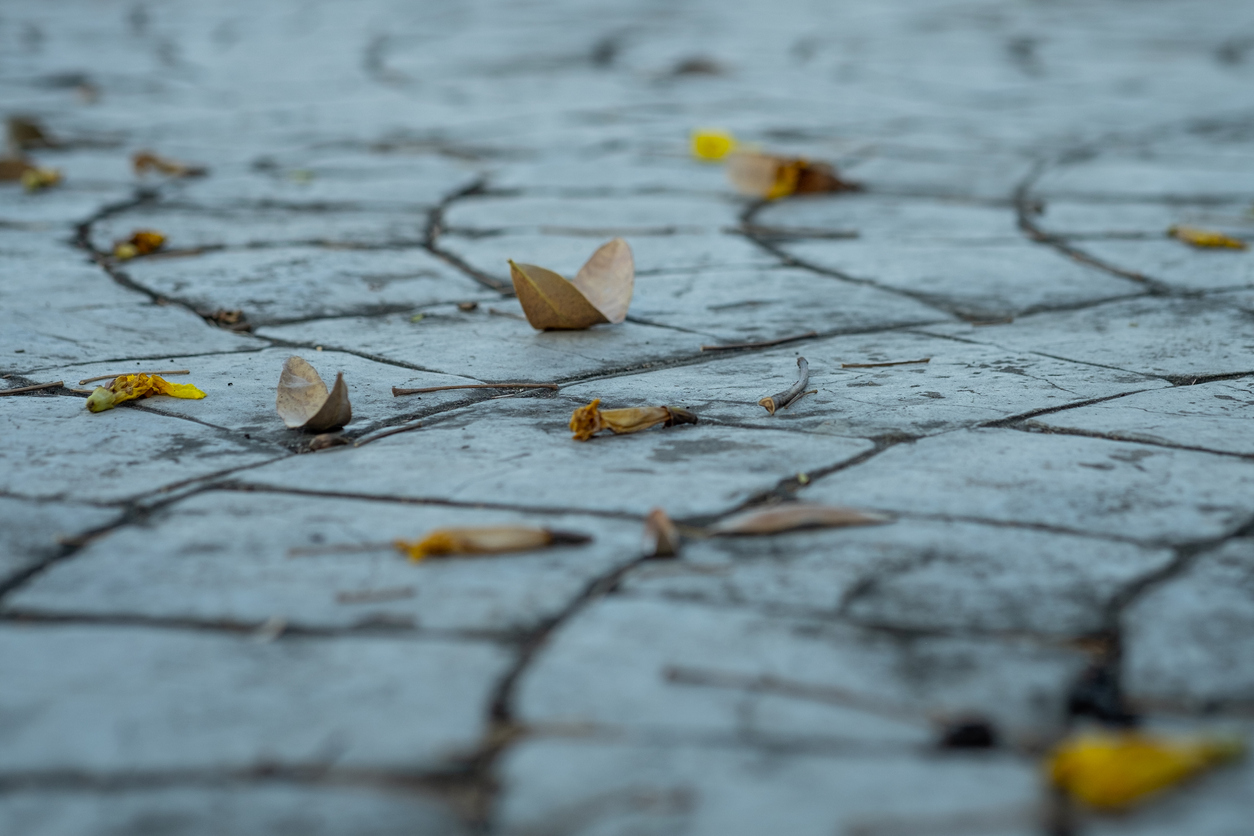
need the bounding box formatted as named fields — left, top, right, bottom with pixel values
left=645, top=508, right=681, bottom=558
left=7, top=116, right=57, bottom=150
left=133, top=150, right=207, bottom=178
left=395, top=526, right=592, bottom=561
left=570, top=399, right=699, bottom=441
left=570, top=237, right=634, bottom=324
left=727, top=152, right=859, bottom=200
left=711, top=503, right=891, bottom=535
left=508, top=238, right=634, bottom=330
left=0, top=156, right=33, bottom=181
left=276, top=356, right=352, bottom=432
left=759, top=357, right=810, bottom=415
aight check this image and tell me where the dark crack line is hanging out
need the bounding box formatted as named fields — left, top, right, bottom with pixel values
left=1013, top=422, right=1254, bottom=462
left=425, top=176, right=514, bottom=293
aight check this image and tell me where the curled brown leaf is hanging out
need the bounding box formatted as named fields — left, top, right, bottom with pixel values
left=276, top=356, right=352, bottom=432
left=569, top=399, right=698, bottom=441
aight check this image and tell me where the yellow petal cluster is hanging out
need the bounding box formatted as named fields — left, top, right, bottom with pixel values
left=691, top=129, right=738, bottom=162
left=1047, top=731, right=1244, bottom=810
left=86, top=374, right=206, bottom=413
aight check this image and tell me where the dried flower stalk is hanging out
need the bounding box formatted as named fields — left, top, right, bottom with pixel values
left=569, top=399, right=698, bottom=441
left=759, top=357, right=810, bottom=415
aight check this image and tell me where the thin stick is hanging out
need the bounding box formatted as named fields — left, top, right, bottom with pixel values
left=287, top=541, right=395, bottom=558
left=759, top=357, right=810, bottom=415
left=392, top=382, right=558, bottom=397
left=78, top=369, right=190, bottom=385
left=701, top=331, right=817, bottom=352
left=0, top=380, right=62, bottom=395
left=841, top=357, right=931, bottom=369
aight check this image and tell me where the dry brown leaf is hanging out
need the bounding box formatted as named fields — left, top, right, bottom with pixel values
left=509, top=238, right=634, bottom=330
left=727, top=151, right=859, bottom=200
left=710, top=503, right=891, bottom=535
left=644, top=508, right=681, bottom=558
left=394, top=526, right=592, bottom=561
left=276, top=356, right=352, bottom=432
left=0, top=156, right=33, bottom=181
left=569, top=399, right=698, bottom=441
left=133, top=150, right=207, bottom=178
left=7, top=116, right=56, bottom=150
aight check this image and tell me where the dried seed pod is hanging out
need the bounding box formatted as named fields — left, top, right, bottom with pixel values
left=569, top=399, right=698, bottom=441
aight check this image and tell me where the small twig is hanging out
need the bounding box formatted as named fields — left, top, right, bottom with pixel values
left=759, top=357, right=810, bottom=415
left=392, top=382, right=558, bottom=396
left=701, top=331, right=817, bottom=352
left=488, top=307, right=526, bottom=321
left=841, top=357, right=931, bottom=369
left=0, top=380, right=63, bottom=395
left=287, top=541, right=395, bottom=558
left=78, top=369, right=190, bottom=385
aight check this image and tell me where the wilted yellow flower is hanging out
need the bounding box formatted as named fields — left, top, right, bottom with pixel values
left=569, top=399, right=698, bottom=441
left=394, top=526, right=589, bottom=561
left=691, top=129, right=738, bottom=162
left=86, top=373, right=206, bottom=413
left=113, top=229, right=166, bottom=260
left=1168, top=225, right=1247, bottom=250
left=1047, top=731, right=1244, bottom=810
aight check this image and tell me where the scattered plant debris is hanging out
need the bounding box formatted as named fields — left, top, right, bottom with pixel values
left=709, top=503, right=890, bottom=535
left=206, top=309, right=250, bottom=331
left=457, top=301, right=480, bottom=312
left=759, top=357, right=812, bottom=415
left=393, top=382, right=558, bottom=396
left=79, top=369, right=189, bottom=386
left=569, top=399, right=698, bottom=441
left=0, top=380, right=63, bottom=395
left=509, top=237, right=633, bottom=330
left=1168, top=225, right=1246, bottom=250
left=21, top=166, right=61, bottom=192
left=113, top=229, right=166, bottom=260
left=1048, top=731, right=1245, bottom=810
left=7, top=116, right=57, bottom=150
left=86, top=373, right=205, bottom=413
left=701, top=331, right=817, bottom=351
left=644, top=508, right=681, bottom=558
left=0, top=156, right=33, bottom=180
left=691, top=128, right=738, bottom=161
left=309, top=433, right=351, bottom=451
left=842, top=357, right=931, bottom=369
left=394, top=526, right=592, bottom=561
left=132, top=150, right=207, bottom=178
left=727, top=151, right=860, bottom=200
left=276, top=356, right=352, bottom=432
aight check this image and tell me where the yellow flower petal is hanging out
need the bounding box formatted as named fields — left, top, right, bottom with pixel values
left=1169, top=225, right=1247, bottom=250
left=691, top=129, right=738, bottom=162
left=1047, top=731, right=1244, bottom=810
left=85, top=374, right=205, bottom=413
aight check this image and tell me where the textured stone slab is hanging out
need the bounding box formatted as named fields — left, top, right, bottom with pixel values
left=0, top=396, right=283, bottom=503
left=1074, top=240, right=1254, bottom=293
left=1035, top=158, right=1254, bottom=201
left=6, top=490, right=644, bottom=633
left=120, top=246, right=488, bottom=325
left=1030, top=378, right=1254, bottom=456
left=442, top=194, right=735, bottom=233
left=563, top=329, right=1167, bottom=438
left=0, top=785, right=468, bottom=836
left=240, top=397, right=873, bottom=517
left=55, top=348, right=479, bottom=440
left=1124, top=538, right=1254, bottom=706
left=630, top=266, right=945, bottom=342
left=498, top=739, right=1041, bottom=836
left=257, top=302, right=703, bottom=381
left=754, top=193, right=1021, bottom=242
left=0, top=624, right=507, bottom=772
left=779, top=239, right=1142, bottom=319
left=923, top=297, right=1254, bottom=379
left=623, top=519, right=1173, bottom=637
left=0, top=498, right=118, bottom=586
left=800, top=429, right=1254, bottom=543
left=515, top=597, right=1087, bottom=741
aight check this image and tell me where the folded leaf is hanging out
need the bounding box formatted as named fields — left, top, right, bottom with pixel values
left=509, top=238, right=634, bottom=330
left=395, top=526, right=591, bottom=561
left=1168, top=225, right=1247, bottom=250
left=1048, top=732, right=1244, bottom=810
left=276, top=356, right=352, bottom=432
left=710, top=503, right=891, bottom=535
left=569, top=399, right=698, bottom=441
left=86, top=373, right=206, bottom=413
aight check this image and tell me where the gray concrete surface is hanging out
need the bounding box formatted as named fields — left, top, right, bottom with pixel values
left=3, top=1, right=1254, bottom=833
